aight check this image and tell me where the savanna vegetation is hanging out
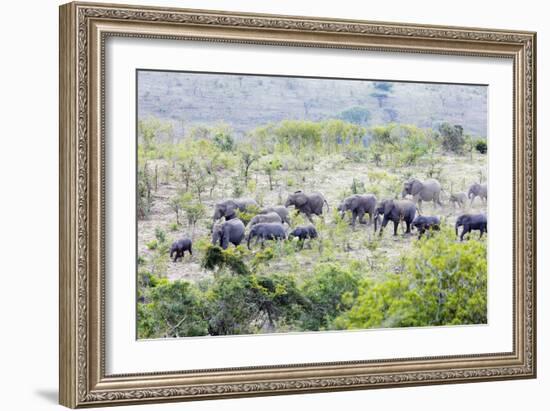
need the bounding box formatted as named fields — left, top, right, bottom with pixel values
left=136, top=111, right=488, bottom=339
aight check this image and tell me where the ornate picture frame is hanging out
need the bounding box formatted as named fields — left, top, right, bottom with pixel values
left=59, top=1, right=536, bottom=408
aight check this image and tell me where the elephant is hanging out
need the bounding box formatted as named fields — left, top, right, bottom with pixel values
left=211, top=218, right=246, bottom=249
left=212, top=198, right=258, bottom=221
left=412, top=216, right=440, bottom=239
left=260, top=206, right=291, bottom=225
left=449, top=192, right=468, bottom=208
left=374, top=199, right=416, bottom=236
left=402, top=178, right=442, bottom=209
left=289, top=225, right=318, bottom=249
left=337, top=194, right=377, bottom=228
left=169, top=238, right=192, bottom=262
left=284, top=191, right=330, bottom=223
left=468, top=183, right=487, bottom=206
left=455, top=213, right=487, bottom=241
left=248, top=211, right=282, bottom=227
left=247, top=222, right=287, bottom=249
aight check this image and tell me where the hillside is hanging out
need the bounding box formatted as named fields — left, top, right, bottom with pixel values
left=137, top=70, right=487, bottom=139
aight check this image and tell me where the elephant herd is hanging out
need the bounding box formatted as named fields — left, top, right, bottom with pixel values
left=169, top=178, right=488, bottom=262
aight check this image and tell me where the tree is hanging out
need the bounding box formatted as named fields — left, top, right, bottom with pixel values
left=238, top=145, right=259, bottom=185
left=212, top=125, right=235, bottom=152
left=475, top=139, right=487, bottom=154
left=180, top=193, right=206, bottom=232
left=334, top=228, right=487, bottom=329
left=261, top=157, right=282, bottom=190
left=138, top=117, right=173, bottom=157
left=370, top=82, right=394, bottom=108
left=438, top=122, right=465, bottom=153
left=300, top=263, right=361, bottom=330
left=273, top=120, right=322, bottom=152
left=169, top=192, right=184, bottom=225
left=338, top=106, right=370, bottom=125
left=137, top=162, right=153, bottom=219
left=138, top=279, right=209, bottom=338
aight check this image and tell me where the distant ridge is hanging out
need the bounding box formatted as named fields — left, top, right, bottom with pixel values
left=137, top=70, right=487, bottom=139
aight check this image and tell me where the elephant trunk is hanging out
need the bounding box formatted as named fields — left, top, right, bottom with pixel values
left=455, top=222, right=460, bottom=236
left=401, top=189, right=407, bottom=199
left=247, top=233, right=253, bottom=250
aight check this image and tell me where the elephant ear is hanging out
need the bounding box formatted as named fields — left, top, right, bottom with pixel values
left=225, top=203, right=237, bottom=216
left=410, top=179, right=423, bottom=195
left=384, top=200, right=394, bottom=215
left=293, top=193, right=308, bottom=207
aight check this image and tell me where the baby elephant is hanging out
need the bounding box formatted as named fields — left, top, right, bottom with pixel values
left=412, top=216, right=440, bottom=239
left=247, top=223, right=286, bottom=249
left=169, top=238, right=192, bottom=262
left=289, top=225, right=318, bottom=249
left=455, top=214, right=487, bottom=241
left=449, top=192, right=468, bottom=209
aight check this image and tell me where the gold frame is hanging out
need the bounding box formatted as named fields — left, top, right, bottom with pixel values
left=59, top=1, right=537, bottom=408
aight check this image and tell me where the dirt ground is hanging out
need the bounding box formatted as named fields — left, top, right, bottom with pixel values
left=138, top=152, right=487, bottom=283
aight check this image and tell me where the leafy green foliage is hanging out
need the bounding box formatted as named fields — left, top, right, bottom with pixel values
left=201, top=245, right=250, bottom=276
left=475, top=139, right=487, bottom=154
left=439, top=122, right=465, bottom=153
left=338, top=106, right=370, bottom=125
left=334, top=228, right=487, bottom=329
left=135, top=113, right=488, bottom=339
left=299, top=263, right=361, bottom=330
left=138, top=279, right=209, bottom=338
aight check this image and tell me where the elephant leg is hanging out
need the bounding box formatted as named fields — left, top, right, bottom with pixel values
left=189, top=246, right=193, bottom=256
left=405, top=221, right=411, bottom=234
left=351, top=211, right=357, bottom=227
left=306, top=213, right=315, bottom=224
left=393, top=221, right=399, bottom=236
left=379, top=218, right=389, bottom=236
left=358, top=210, right=367, bottom=224
left=461, top=225, right=470, bottom=241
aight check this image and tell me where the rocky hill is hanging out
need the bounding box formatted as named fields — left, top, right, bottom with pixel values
left=137, top=70, right=487, bottom=139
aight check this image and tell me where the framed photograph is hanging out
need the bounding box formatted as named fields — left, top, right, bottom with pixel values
left=59, top=2, right=536, bottom=408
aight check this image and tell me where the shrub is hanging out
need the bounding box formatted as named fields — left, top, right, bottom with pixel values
left=235, top=205, right=260, bottom=225
left=338, top=106, right=370, bottom=125
left=138, top=280, right=209, bottom=338
left=334, top=228, right=487, bottom=329
left=213, top=129, right=235, bottom=152
left=475, top=139, right=487, bottom=154
left=300, top=263, right=361, bottom=330
left=155, top=227, right=166, bottom=244
left=439, top=122, right=465, bottom=153
left=201, top=245, right=250, bottom=276
left=146, top=239, right=158, bottom=250
left=206, top=273, right=307, bottom=335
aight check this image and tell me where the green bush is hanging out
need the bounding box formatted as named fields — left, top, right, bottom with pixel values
left=334, top=228, right=487, bottom=329
left=201, top=245, right=250, bottom=276
left=138, top=280, right=209, bottom=338
left=439, top=122, right=465, bottom=153
left=235, top=205, right=261, bottom=225
left=300, top=263, right=361, bottom=330
left=475, top=139, right=487, bottom=154
left=206, top=273, right=307, bottom=335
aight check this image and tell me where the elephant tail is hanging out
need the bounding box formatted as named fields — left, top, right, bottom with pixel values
left=323, top=198, right=330, bottom=213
